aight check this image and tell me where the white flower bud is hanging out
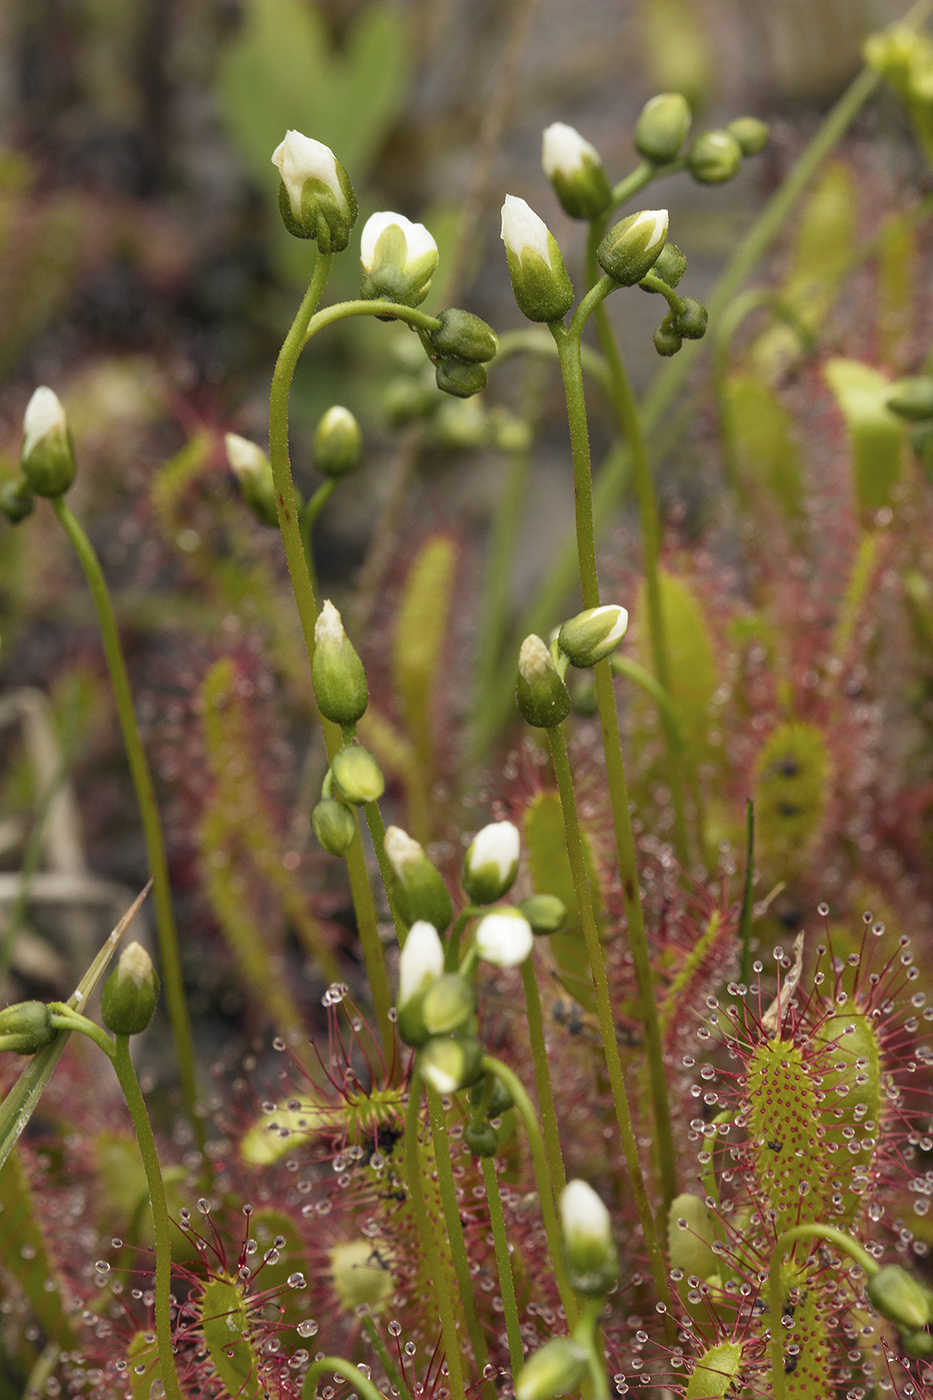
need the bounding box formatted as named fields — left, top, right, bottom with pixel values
left=474, top=908, right=534, bottom=968
left=225, top=433, right=279, bottom=528
left=597, top=209, right=669, bottom=286
left=559, top=1179, right=619, bottom=1295
left=463, top=821, right=520, bottom=905
left=271, top=130, right=357, bottom=251
left=397, top=920, right=444, bottom=1011
left=500, top=196, right=574, bottom=323
left=558, top=604, right=629, bottom=668
left=360, top=212, right=438, bottom=308
left=21, top=387, right=75, bottom=497
left=542, top=123, right=611, bottom=220
left=384, top=826, right=453, bottom=932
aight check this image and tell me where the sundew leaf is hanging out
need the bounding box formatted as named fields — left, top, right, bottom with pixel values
left=722, top=370, right=805, bottom=524
left=125, top=1332, right=161, bottom=1400
left=0, top=1147, right=76, bottom=1350
left=684, top=1340, right=743, bottom=1398
left=635, top=572, right=717, bottom=758
left=201, top=1276, right=264, bottom=1400
left=753, top=721, right=828, bottom=873
left=824, top=358, right=904, bottom=516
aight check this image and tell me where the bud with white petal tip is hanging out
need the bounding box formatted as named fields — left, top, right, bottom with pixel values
left=559, top=1178, right=619, bottom=1295
left=462, top=821, right=520, bottom=905
left=418, top=1035, right=484, bottom=1094
left=515, top=1337, right=589, bottom=1400
left=518, top=893, right=567, bottom=935
left=597, top=209, right=668, bottom=287
left=314, top=406, right=362, bottom=479
left=311, top=797, right=357, bottom=857
left=558, top=604, right=629, bottom=668
left=225, top=433, right=280, bottom=528
left=0, top=1000, right=55, bottom=1054
left=21, top=388, right=75, bottom=497
left=101, top=942, right=160, bottom=1037
left=312, top=600, right=368, bottom=725
left=541, top=122, right=611, bottom=220
left=330, top=744, right=384, bottom=805
left=271, top=130, right=358, bottom=252
left=517, top=634, right=572, bottom=729
left=634, top=93, right=692, bottom=163
left=360, top=212, right=438, bottom=309
left=475, top=907, right=534, bottom=968
left=687, top=130, right=743, bottom=184
left=501, top=196, right=575, bottom=323
left=384, top=825, right=453, bottom=932
left=397, top=919, right=445, bottom=1046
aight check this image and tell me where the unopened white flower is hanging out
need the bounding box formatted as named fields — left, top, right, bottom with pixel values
left=272, top=131, right=341, bottom=218
left=314, top=599, right=347, bottom=649
left=558, top=603, right=629, bottom=668
left=501, top=195, right=552, bottom=265
left=384, top=825, right=424, bottom=877
left=361, top=212, right=436, bottom=270
left=21, top=387, right=74, bottom=497
left=271, top=130, right=357, bottom=251
left=397, top=920, right=444, bottom=1009
left=500, top=195, right=576, bottom=323
left=475, top=908, right=534, bottom=968
left=385, top=827, right=453, bottom=933
left=597, top=208, right=669, bottom=286
left=559, top=1179, right=619, bottom=1295
left=23, top=387, right=67, bottom=460
left=542, top=122, right=600, bottom=180
left=541, top=125, right=611, bottom=219
left=463, top=821, right=520, bottom=904
left=360, top=211, right=438, bottom=308
left=225, top=432, right=266, bottom=480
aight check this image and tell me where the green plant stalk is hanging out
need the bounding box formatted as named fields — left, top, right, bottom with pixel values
left=768, top=1224, right=877, bottom=1400
left=269, top=256, right=394, bottom=1058
left=303, top=298, right=440, bottom=345
left=339, top=722, right=408, bottom=947
left=544, top=726, right=671, bottom=1310
left=520, top=958, right=566, bottom=1194
left=481, top=1155, right=523, bottom=1374
left=483, top=1054, right=578, bottom=1327
left=299, top=479, right=336, bottom=598
left=446, top=907, right=478, bottom=971
left=301, top=1355, right=388, bottom=1400
left=548, top=326, right=677, bottom=1219
left=425, top=1085, right=493, bottom=1395
left=404, top=1069, right=466, bottom=1399
left=584, top=231, right=691, bottom=868
left=51, top=499, right=200, bottom=1139
left=112, top=1032, right=184, bottom=1400
left=573, top=1297, right=610, bottom=1400
left=739, top=800, right=755, bottom=988
left=361, top=1314, right=415, bottom=1400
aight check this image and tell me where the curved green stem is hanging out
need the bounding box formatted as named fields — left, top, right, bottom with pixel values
left=768, top=1224, right=876, bottom=1400
left=482, top=1155, right=523, bottom=1375
left=520, top=958, right=566, bottom=1195
left=298, top=479, right=337, bottom=596
left=483, top=1054, right=578, bottom=1326
left=301, top=1356, right=388, bottom=1400
left=544, top=726, right=672, bottom=1310
left=303, top=299, right=440, bottom=346
left=491, top=330, right=613, bottom=397
left=404, top=1069, right=466, bottom=1399
left=446, top=906, right=479, bottom=971
left=46, top=1005, right=117, bottom=1061
left=51, top=498, right=200, bottom=1141
left=112, top=1033, right=183, bottom=1400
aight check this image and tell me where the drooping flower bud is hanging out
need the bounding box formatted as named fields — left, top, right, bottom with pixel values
left=518, top=893, right=567, bottom=934
left=687, top=130, right=743, bottom=184
left=475, top=907, right=534, bottom=968
left=470, top=1074, right=514, bottom=1117
left=21, top=388, right=75, bottom=498
left=271, top=130, right=358, bottom=252
left=0, top=1000, right=55, bottom=1054
left=558, top=603, right=629, bottom=668
left=888, top=377, right=933, bottom=421
left=418, top=1034, right=484, bottom=1093
left=312, top=600, right=368, bottom=725
left=225, top=433, right=280, bottom=528
left=330, top=744, right=384, bottom=805
left=462, top=821, right=520, bottom=905
left=100, top=942, right=160, bottom=1036
left=653, top=322, right=683, bottom=357
left=673, top=296, right=708, bottom=340
left=597, top=210, right=668, bottom=287
left=559, top=1178, right=619, bottom=1295
left=515, top=1337, right=589, bottom=1400
left=500, top=196, right=575, bottom=323
left=727, top=116, right=769, bottom=155
left=314, top=406, right=362, bottom=479
left=643, top=241, right=687, bottom=289
left=633, top=92, right=692, bottom=163
left=330, top=1238, right=394, bottom=1312
left=421, top=973, right=476, bottom=1037
left=516, top=635, right=572, bottom=729
left=360, top=212, right=438, bottom=308
left=384, top=825, right=453, bottom=932
left=396, top=918, right=445, bottom=1047
left=541, top=122, right=612, bottom=220
left=311, top=797, right=357, bottom=857
left=463, top=1120, right=499, bottom=1157
left=435, top=359, right=488, bottom=398
left=429, top=309, right=499, bottom=364
left=0, top=477, right=34, bottom=524
left=867, top=1265, right=931, bottom=1331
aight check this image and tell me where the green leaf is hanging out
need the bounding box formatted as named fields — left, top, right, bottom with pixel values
left=824, top=357, right=904, bottom=516
left=201, top=1276, right=264, bottom=1400
left=636, top=572, right=717, bottom=758
left=722, top=370, right=805, bottom=523
left=0, top=1147, right=76, bottom=1349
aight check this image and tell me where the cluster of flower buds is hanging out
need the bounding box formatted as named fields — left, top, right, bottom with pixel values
left=633, top=238, right=708, bottom=356
left=427, top=308, right=499, bottom=399
left=517, top=604, right=628, bottom=728
left=0, top=999, right=56, bottom=1053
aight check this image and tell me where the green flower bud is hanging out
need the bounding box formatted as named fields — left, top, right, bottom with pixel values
left=432, top=399, right=489, bottom=451
left=558, top=603, right=629, bottom=668
left=517, top=635, right=572, bottom=728
left=462, top=821, right=520, bottom=905
left=435, top=359, right=487, bottom=399
left=687, top=130, right=743, bottom=184
left=597, top=209, right=669, bottom=287
left=360, top=212, right=438, bottom=309
left=0, top=1000, right=55, bottom=1054
left=384, top=826, right=453, bottom=932
left=463, top=1120, right=499, bottom=1157
left=418, top=1035, right=484, bottom=1094
left=330, top=744, right=384, bottom=805
left=330, top=1238, right=394, bottom=1313
left=470, top=1074, right=514, bottom=1118
left=560, top=1178, right=619, bottom=1295
left=727, top=116, right=769, bottom=155
left=21, top=388, right=75, bottom=497
left=517, top=893, right=567, bottom=935
left=515, top=1337, right=588, bottom=1400
left=888, top=377, right=933, bottom=421
left=314, top=406, right=362, bottom=479
left=311, top=797, right=357, bottom=857
left=490, top=409, right=533, bottom=454
left=667, top=1192, right=717, bottom=1279
left=430, top=309, right=499, bottom=363
left=475, top=907, right=534, bottom=967
left=500, top=195, right=574, bottom=323
left=541, top=122, right=612, bottom=220
left=634, top=92, right=692, bottom=163
left=902, top=1328, right=933, bottom=1358
left=271, top=130, right=358, bottom=253
left=653, top=322, right=682, bottom=356
left=642, top=241, right=687, bottom=289
left=0, top=477, right=34, bottom=524
left=225, top=433, right=280, bottom=528
left=100, top=941, right=160, bottom=1036
left=673, top=296, right=708, bottom=340
left=421, top=974, right=476, bottom=1036
left=396, top=919, right=445, bottom=1047
left=312, top=600, right=368, bottom=725
left=383, top=373, right=436, bottom=426
left=867, top=1265, right=930, bottom=1331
